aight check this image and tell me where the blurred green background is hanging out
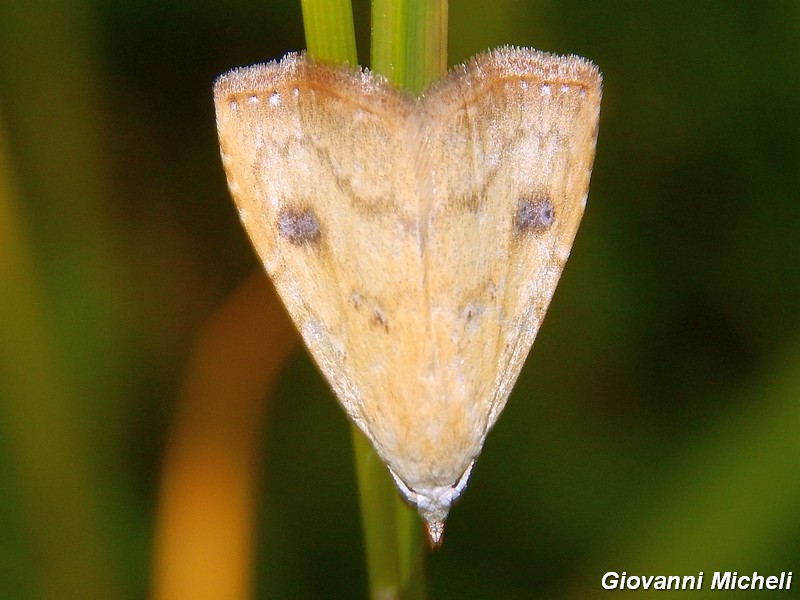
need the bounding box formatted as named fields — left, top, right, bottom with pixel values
left=2, top=0, right=800, bottom=598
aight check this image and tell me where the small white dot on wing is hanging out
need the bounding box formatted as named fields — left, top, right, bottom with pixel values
left=263, top=252, right=279, bottom=273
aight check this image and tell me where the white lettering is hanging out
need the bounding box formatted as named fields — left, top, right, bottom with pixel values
left=602, top=572, right=618, bottom=590
left=750, top=572, right=765, bottom=589
left=681, top=574, right=700, bottom=590
left=602, top=570, right=789, bottom=592
left=712, top=572, right=732, bottom=589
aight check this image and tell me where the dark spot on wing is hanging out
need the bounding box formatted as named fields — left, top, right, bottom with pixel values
left=370, top=309, right=389, bottom=332
left=278, top=208, right=321, bottom=244
left=514, top=196, right=554, bottom=235
left=351, top=291, right=390, bottom=332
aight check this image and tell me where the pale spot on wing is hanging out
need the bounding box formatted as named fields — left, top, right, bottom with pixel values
left=461, top=301, right=487, bottom=335
left=300, top=319, right=324, bottom=343
left=300, top=319, right=345, bottom=359
left=263, top=253, right=279, bottom=273
left=353, top=108, right=370, bottom=123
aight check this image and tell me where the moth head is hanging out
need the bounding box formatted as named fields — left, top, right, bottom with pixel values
left=388, top=460, right=475, bottom=547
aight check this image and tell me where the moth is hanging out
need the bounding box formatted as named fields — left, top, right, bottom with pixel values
left=214, top=47, right=602, bottom=545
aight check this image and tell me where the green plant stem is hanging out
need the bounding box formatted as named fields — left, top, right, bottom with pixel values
left=300, top=0, right=358, bottom=65
left=368, top=2, right=449, bottom=598
left=364, top=2, right=450, bottom=591
left=300, top=1, right=447, bottom=597
left=352, top=429, right=425, bottom=599
left=371, top=0, right=447, bottom=93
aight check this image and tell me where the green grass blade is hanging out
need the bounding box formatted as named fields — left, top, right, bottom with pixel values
left=371, top=0, right=447, bottom=92
left=301, top=0, right=358, bottom=65
left=0, top=112, right=119, bottom=600
left=300, top=1, right=449, bottom=595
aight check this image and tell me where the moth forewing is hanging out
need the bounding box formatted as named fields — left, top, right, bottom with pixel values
left=213, top=47, right=602, bottom=545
